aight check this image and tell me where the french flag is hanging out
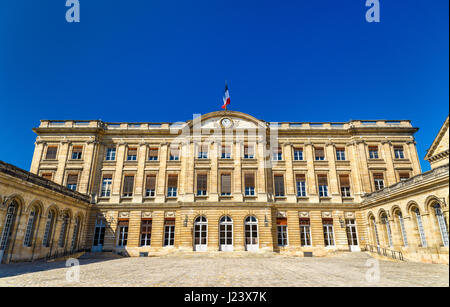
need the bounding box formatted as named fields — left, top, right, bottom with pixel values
left=222, top=83, right=230, bottom=109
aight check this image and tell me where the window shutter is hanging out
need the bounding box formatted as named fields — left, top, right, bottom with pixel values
left=373, top=173, right=384, bottom=180
left=322, top=218, right=333, bottom=225
left=197, top=174, right=207, bottom=191
left=318, top=175, right=328, bottom=186
left=118, top=219, right=129, bottom=227
left=299, top=218, right=310, bottom=225
left=277, top=218, right=287, bottom=225
left=245, top=173, right=255, bottom=188
left=67, top=174, right=78, bottom=185
left=149, top=148, right=158, bottom=158
left=339, top=175, right=350, bottom=187
left=168, top=175, right=178, bottom=188
left=146, top=175, right=156, bottom=190
left=128, top=148, right=137, bottom=156
left=170, top=146, right=179, bottom=157
left=296, top=174, right=305, bottom=182
left=221, top=174, right=231, bottom=194
left=123, top=176, right=134, bottom=193
left=315, top=148, right=324, bottom=157
left=369, top=146, right=378, bottom=151
left=46, top=146, right=57, bottom=159
left=274, top=175, right=284, bottom=195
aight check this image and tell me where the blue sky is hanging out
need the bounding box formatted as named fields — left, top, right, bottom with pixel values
left=0, top=0, right=448, bottom=172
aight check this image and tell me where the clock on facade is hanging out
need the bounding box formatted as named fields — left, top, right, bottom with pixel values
left=220, top=118, right=233, bottom=128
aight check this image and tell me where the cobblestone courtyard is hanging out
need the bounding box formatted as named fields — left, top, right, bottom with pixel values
left=0, top=252, right=448, bottom=287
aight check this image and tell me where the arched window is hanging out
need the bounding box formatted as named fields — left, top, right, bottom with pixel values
left=381, top=213, right=393, bottom=247
left=244, top=216, right=258, bottom=251
left=70, top=217, right=81, bottom=251
left=0, top=202, right=18, bottom=252
left=395, top=210, right=408, bottom=247
left=219, top=216, right=233, bottom=251
left=194, top=216, right=207, bottom=251
left=413, top=208, right=427, bottom=247
left=433, top=204, right=449, bottom=247
left=58, top=214, right=69, bottom=248
left=23, top=207, right=38, bottom=247
left=370, top=216, right=380, bottom=246
left=42, top=210, right=55, bottom=247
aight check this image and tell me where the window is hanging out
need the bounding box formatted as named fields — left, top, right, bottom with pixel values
left=117, top=220, right=129, bottom=247
left=197, top=174, right=207, bottom=196
left=140, top=219, right=152, bottom=246
left=71, top=146, right=83, bottom=160
left=219, top=216, right=233, bottom=248
left=198, top=144, right=208, bottom=159
left=42, top=211, right=55, bottom=248
left=339, top=175, right=351, bottom=197
left=394, top=146, right=405, bottom=159
left=169, top=145, right=180, bottom=160
left=399, top=172, right=410, bottom=181
left=244, top=145, right=254, bottom=159
left=272, top=147, right=282, bottom=161
left=336, top=148, right=346, bottom=161
left=221, top=145, right=231, bottom=159
left=315, top=147, right=325, bottom=161
left=71, top=218, right=80, bottom=251
left=396, top=211, right=408, bottom=247
left=371, top=217, right=380, bottom=246
left=23, top=208, right=37, bottom=247
left=148, top=148, right=158, bottom=161
left=293, top=148, right=303, bottom=161
left=414, top=208, right=427, bottom=247
left=101, top=175, right=112, bottom=197
left=244, top=173, right=255, bottom=196
left=274, top=175, right=285, bottom=197
left=93, top=219, right=105, bottom=248
left=277, top=218, right=288, bottom=246
left=145, top=175, right=156, bottom=197
left=345, top=219, right=358, bottom=246
left=0, top=203, right=17, bottom=251
left=220, top=174, right=231, bottom=196
left=381, top=214, right=393, bottom=247
left=122, top=175, right=134, bottom=197
left=127, top=147, right=137, bottom=161
left=58, top=214, right=69, bottom=248
left=167, top=175, right=178, bottom=197
left=42, top=173, right=53, bottom=181
left=105, top=147, right=116, bottom=161
left=194, top=216, right=208, bottom=247
left=318, top=175, right=328, bottom=197
left=368, top=146, right=379, bottom=159
left=296, top=174, right=307, bottom=197
left=323, top=219, right=335, bottom=246
left=66, top=174, right=78, bottom=191
left=244, top=216, right=258, bottom=246
left=45, top=146, right=58, bottom=160
left=434, top=204, right=449, bottom=247
left=299, top=218, right=311, bottom=246
left=164, top=219, right=175, bottom=246
left=373, top=173, right=384, bottom=191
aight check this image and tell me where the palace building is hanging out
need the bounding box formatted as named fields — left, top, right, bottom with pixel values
left=0, top=111, right=448, bottom=263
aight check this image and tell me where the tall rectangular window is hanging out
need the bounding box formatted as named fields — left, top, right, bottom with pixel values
left=167, top=175, right=178, bottom=197
left=244, top=144, right=255, bottom=159
left=66, top=174, right=78, bottom=191
left=318, top=175, right=328, bottom=197
left=323, top=219, right=335, bottom=246
left=368, top=146, right=379, bottom=159
left=145, top=175, right=156, bottom=197
left=244, top=173, right=255, bottom=196
left=293, top=148, right=303, bottom=161
left=221, top=145, right=231, bottom=159
left=274, top=175, right=285, bottom=197
left=45, top=146, right=58, bottom=160
left=296, top=174, right=307, bottom=197
left=101, top=175, right=112, bottom=197
left=164, top=219, right=175, bottom=246
left=140, top=219, right=152, bottom=246
left=299, top=218, right=311, bottom=246
left=198, top=144, right=208, bottom=159
left=169, top=145, right=180, bottom=160
left=197, top=174, right=207, bottom=196
left=71, top=146, right=83, bottom=160
left=272, top=147, right=282, bottom=161
left=339, top=175, right=351, bottom=197
left=315, top=147, right=325, bottom=161
left=148, top=148, right=159, bottom=161
left=105, top=147, right=116, bottom=161
left=127, top=147, right=137, bottom=161
left=117, top=220, right=129, bottom=247
left=277, top=218, right=288, bottom=246
left=336, top=148, right=346, bottom=161
left=394, top=146, right=405, bottom=159
left=122, top=175, right=134, bottom=197
left=373, top=173, right=384, bottom=191
left=221, top=174, right=231, bottom=196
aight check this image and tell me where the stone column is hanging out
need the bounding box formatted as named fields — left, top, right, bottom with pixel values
left=127, top=211, right=142, bottom=248
left=183, top=141, right=195, bottom=202
left=406, top=140, right=422, bottom=175
left=325, top=142, right=340, bottom=202
left=284, top=143, right=296, bottom=202
left=256, top=140, right=268, bottom=202
left=155, top=143, right=168, bottom=203
left=382, top=140, right=397, bottom=186
left=209, top=141, right=219, bottom=201
left=310, top=211, right=324, bottom=247
left=54, top=140, right=70, bottom=185
left=356, top=140, right=372, bottom=194
left=132, top=142, right=147, bottom=203
left=30, top=140, right=45, bottom=174
left=233, top=141, right=243, bottom=202
left=79, top=139, right=98, bottom=194
left=150, top=210, right=165, bottom=248
left=110, top=143, right=126, bottom=203
left=287, top=210, right=300, bottom=249
left=347, top=142, right=363, bottom=202
left=305, top=142, right=318, bottom=202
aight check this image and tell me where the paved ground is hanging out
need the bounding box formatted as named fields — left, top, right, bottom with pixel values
left=0, top=252, right=448, bottom=287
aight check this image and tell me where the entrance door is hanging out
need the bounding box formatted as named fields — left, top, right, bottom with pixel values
left=219, top=216, right=233, bottom=251
left=92, top=219, right=105, bottom=252
left=245, top=216, right=259, bottom=251
left=194, top=216, right=208, bottom=251
left=346, top=219, right=360, bottom=252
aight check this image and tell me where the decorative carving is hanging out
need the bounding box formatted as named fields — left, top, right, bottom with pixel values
left=345, top=212, right=355, bottom=219
left=165, top=211, right=175, bottom=218
left=277, top=211, right=287, bottom=218
left=119, top=211, right=129, bottom=218
left=141, top=211, right=152, bottom=218
left=299, top=211, right=309, bottom=218
left=322, top=211, right=332, bottom=218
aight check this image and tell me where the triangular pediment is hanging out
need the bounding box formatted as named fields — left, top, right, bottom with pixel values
left=425, top=116, right=449, bottom=161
